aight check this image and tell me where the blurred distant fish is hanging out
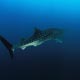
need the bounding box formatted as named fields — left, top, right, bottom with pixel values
left=0, top=27, right=64, bottom=59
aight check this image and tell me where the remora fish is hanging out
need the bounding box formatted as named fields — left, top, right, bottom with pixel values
left=0, top=27, right=64, bottom=58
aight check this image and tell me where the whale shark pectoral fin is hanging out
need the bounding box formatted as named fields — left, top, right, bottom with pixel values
left=21, top=46, right=26, bottom=50
left=21, top=47, right=25, bottom=50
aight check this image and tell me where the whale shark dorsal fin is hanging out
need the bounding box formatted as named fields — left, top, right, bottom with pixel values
left=34, top=27, right=42, bottom=34
left=20, top=38, right=25, bottom=44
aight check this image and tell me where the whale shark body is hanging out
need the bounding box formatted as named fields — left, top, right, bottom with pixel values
left=0, top=28, right=64, bottom=58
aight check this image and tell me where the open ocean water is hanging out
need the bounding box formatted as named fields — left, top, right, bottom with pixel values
left=0, top=0, right=80, bottom=80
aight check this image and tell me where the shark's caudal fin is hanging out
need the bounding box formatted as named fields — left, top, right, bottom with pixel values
left=0, top=35, right=13, bottom=59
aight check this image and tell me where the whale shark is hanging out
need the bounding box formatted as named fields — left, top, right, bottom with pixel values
left=0, top=27, right=64, bottom=58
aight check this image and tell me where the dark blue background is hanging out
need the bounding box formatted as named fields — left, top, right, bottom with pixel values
left=0, top=0, right=80, bottom=80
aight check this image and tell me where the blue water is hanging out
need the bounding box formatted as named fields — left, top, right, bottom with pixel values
left=0, top=0, right=80, bottom=80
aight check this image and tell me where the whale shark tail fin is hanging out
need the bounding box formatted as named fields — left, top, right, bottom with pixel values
left=0, top=35, right=13, bottom=59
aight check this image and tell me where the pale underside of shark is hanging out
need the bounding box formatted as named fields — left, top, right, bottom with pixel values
left=0, top=27, right=64, bottom=58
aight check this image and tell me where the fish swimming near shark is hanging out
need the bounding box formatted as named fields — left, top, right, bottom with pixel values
left=0, top=27, right=64, bottom=58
